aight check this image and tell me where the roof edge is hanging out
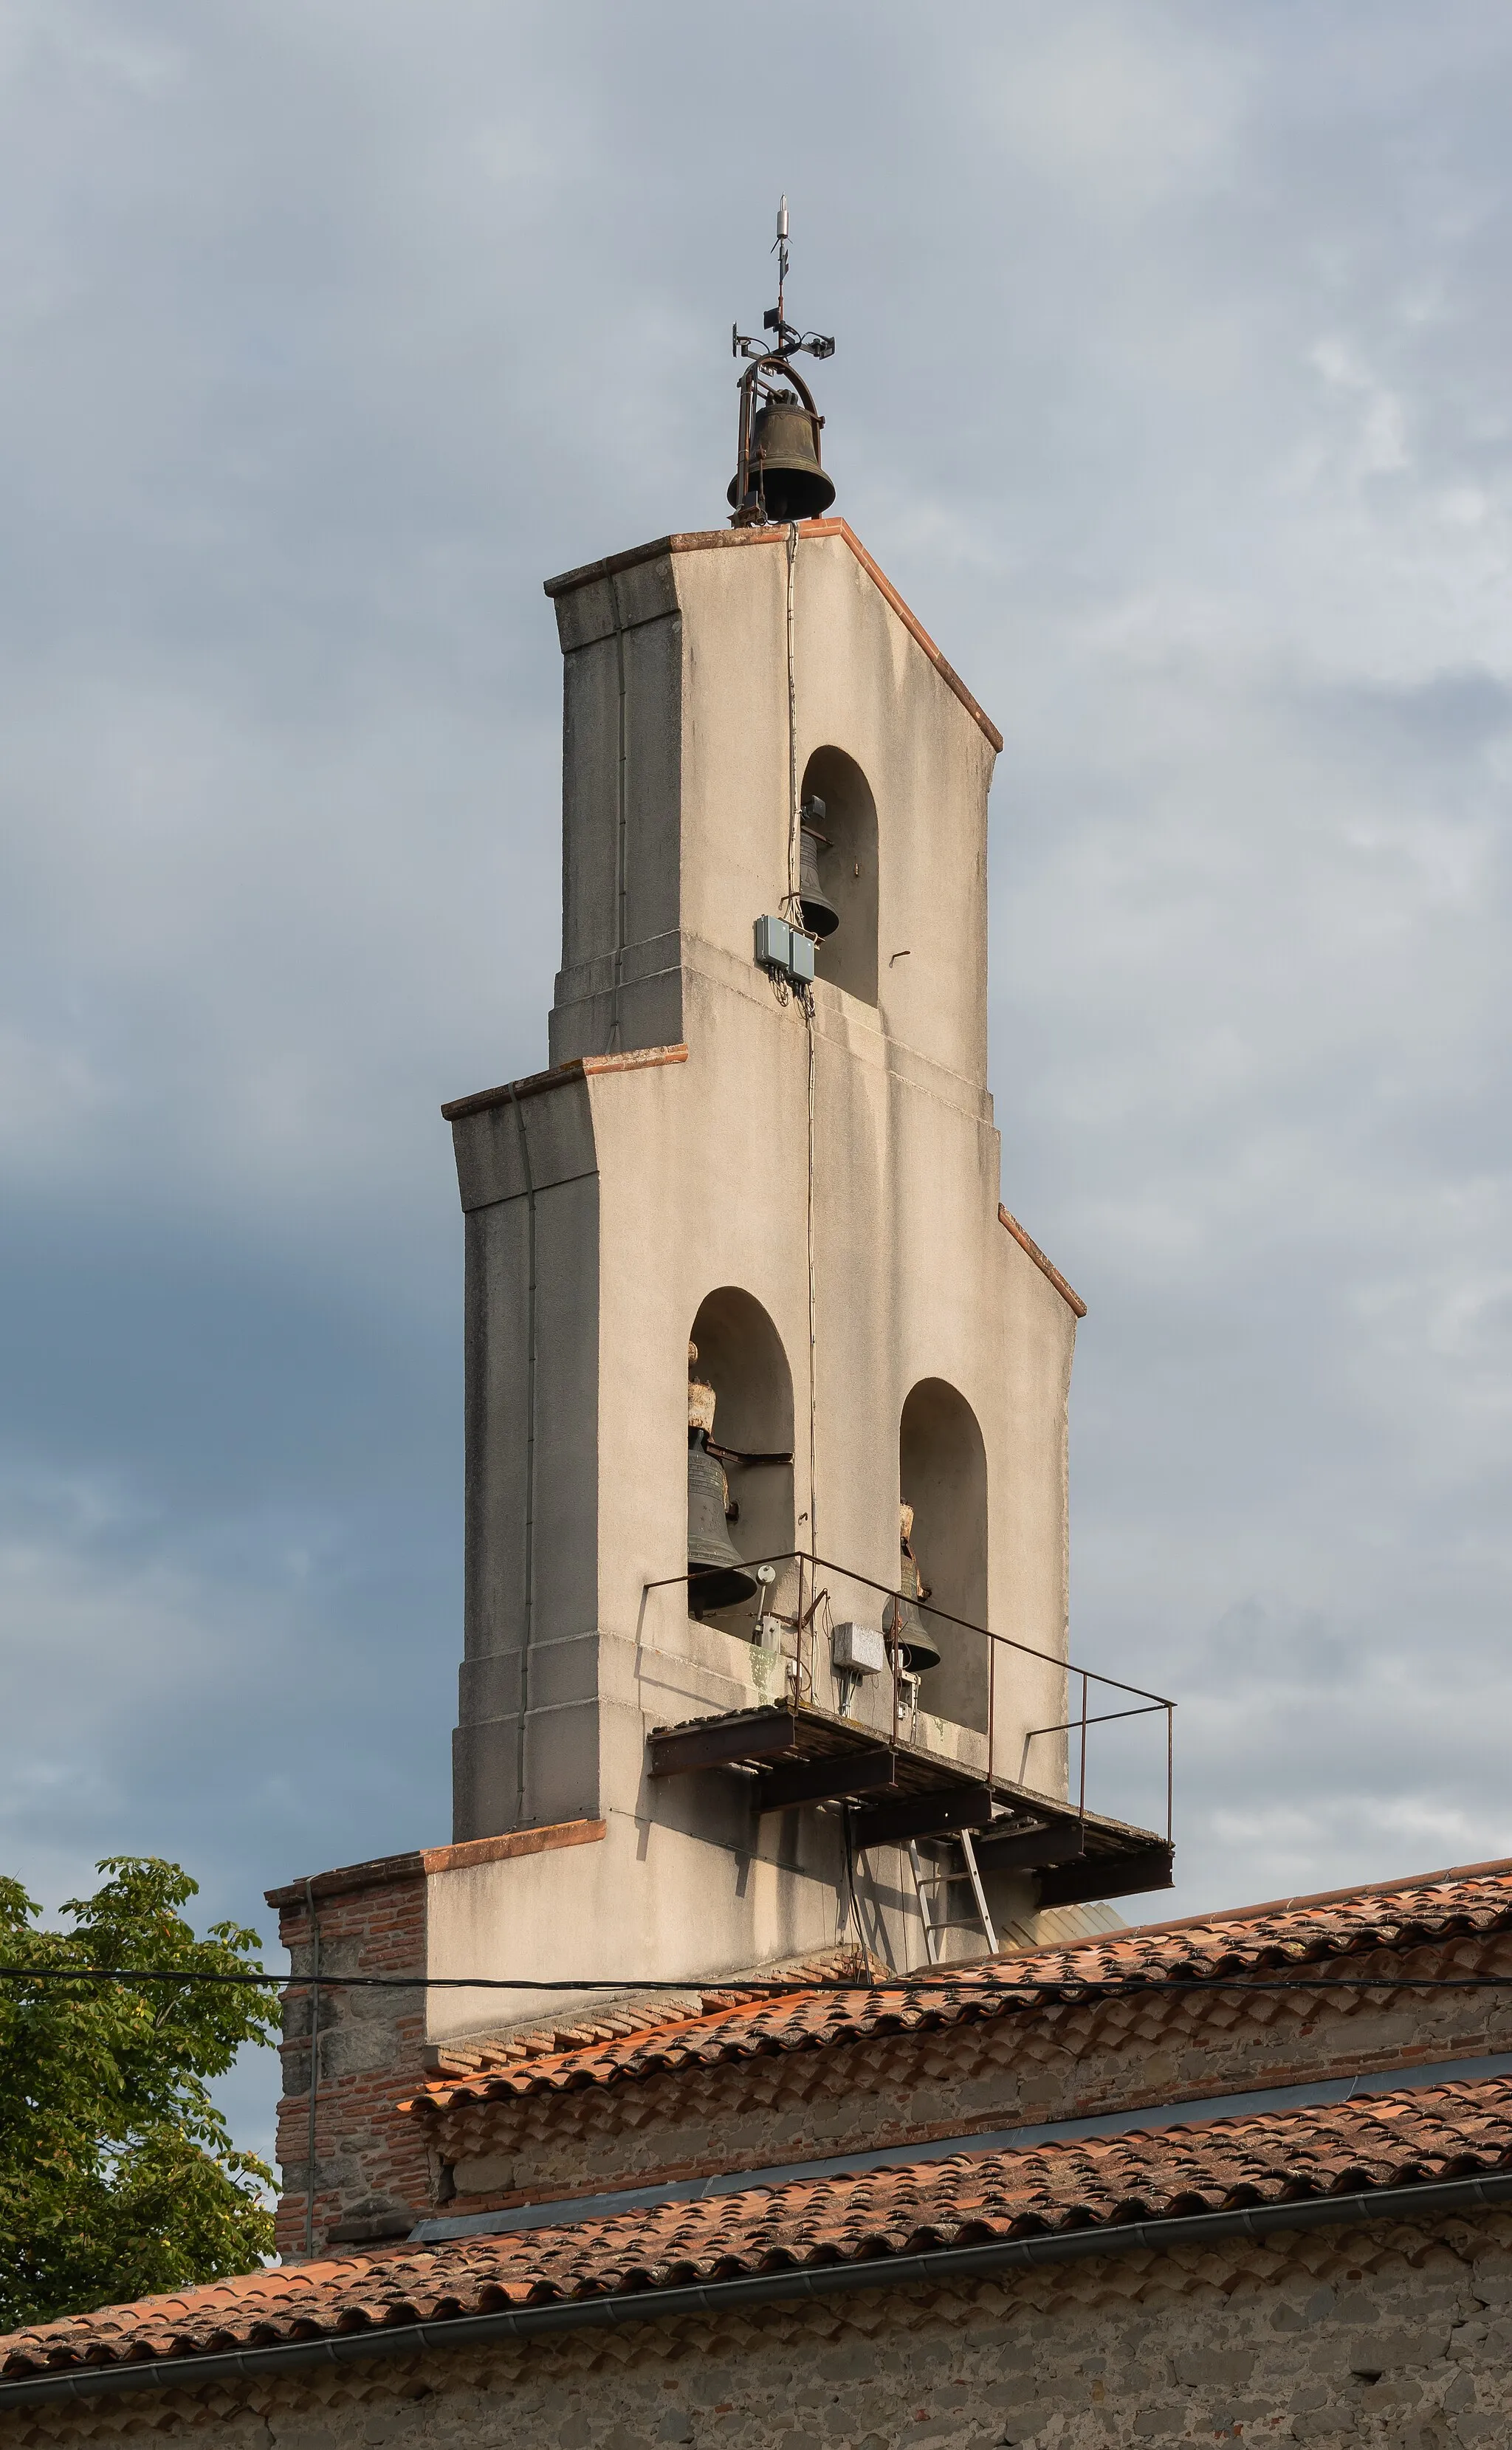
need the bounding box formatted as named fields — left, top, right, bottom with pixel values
left=997, top=1207, right=1086, bottom=1318
left=441, top=1044, right=688, bottom=1125
left=542, top=522, right=1003, bottom=754
left=1110, top=1853, right=1512, bottom=1949
left=8, top=2169, right=1511, bottom=2406
left=266, top=1818, right=609, bottom=1911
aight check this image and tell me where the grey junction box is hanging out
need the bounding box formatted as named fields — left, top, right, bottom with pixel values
left=831, top=1621, right=887, bottom=1677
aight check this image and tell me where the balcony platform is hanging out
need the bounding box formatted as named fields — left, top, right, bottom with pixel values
left=647, top=1698, right=1173, bottom=1907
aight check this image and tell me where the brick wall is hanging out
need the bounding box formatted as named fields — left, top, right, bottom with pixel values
left=14, top=2211, right=1512, bottom=2449
left=268, top=1819, right=611, bottom=2257
left=421, top=1929, right=1512, bottom=2214
left=269, top=1855, right=435, bottom=2260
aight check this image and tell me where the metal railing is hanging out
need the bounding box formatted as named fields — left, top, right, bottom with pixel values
left=645, top=1548, right=1175, bottom=1846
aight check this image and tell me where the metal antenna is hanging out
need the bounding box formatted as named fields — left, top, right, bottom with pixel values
left=733, top=196, right=833, bottom=369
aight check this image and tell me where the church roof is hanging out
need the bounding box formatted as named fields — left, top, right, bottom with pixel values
left=6, top=2068, right=1512, bottom=2383
left=408, top=1857, right=1512, bottom=2112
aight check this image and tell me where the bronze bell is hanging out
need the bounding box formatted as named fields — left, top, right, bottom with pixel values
left=798, top=798, right=839, bottom=940
left=884, top=1502, right=942, bottom=1675
left=687, top=1345, right=757, bottom=1614
left=688, top=1436, right=757, bottom=1613
left=726, top=389, right=836, bottom=523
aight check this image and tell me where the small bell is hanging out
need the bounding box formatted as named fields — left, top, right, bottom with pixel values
left=884, top=1500, right=942, bottom=1675
left=687, top=1344, right=757, bottom=1615
left=726, top=388, right=836, bottom=523
left=798, top=798, right=839, bottom=940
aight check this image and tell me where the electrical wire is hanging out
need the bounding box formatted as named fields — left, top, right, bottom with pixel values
left=8, top=1967, right=1512, bottom=2000
left=785, top=520, right=800, bottom=913
left=506, top=1076, right=538, bottom=1830
left=301, top=1876, right=320, bottom=2258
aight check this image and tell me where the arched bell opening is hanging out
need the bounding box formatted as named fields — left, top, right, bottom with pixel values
left=687, top=1289, right=795, bottom=1631
left=800, top=748, right=879, bottom=1006
left=896, top=1379, right=989, bottom=1732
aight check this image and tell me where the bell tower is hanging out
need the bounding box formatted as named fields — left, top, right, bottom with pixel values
left=427, top=221, right=1173, bottom=2039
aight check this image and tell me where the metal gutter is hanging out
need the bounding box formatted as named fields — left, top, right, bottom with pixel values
left=410, top=2046, right=1512, bottom=2243
left=7, top=2172, right=1512, bottom=2409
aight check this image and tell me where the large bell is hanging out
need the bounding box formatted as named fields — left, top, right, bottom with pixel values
left=798, top=817, right=839, bottom=941
left=884, top=1503, right=943, bottom=1675
left=727, top=389, right=836, bottom=523
left=687, top=1346, right=757, bottom=1614
left=688, top=1435, right=757, bottom=1613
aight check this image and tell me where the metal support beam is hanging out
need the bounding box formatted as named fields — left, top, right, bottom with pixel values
left=972, top=1820, right=1086, bottom=1873
left=853, top=1785, right=996, bottom=1848
left=647, top=1712, right=797, bottom=1779
left=756, top=1748, right=896, bottom=1814
left=1037, top=1843, right=1175, bottom=1909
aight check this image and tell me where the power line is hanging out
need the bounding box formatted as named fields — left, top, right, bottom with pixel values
left=5, top=1965, right=1512, bottom=2002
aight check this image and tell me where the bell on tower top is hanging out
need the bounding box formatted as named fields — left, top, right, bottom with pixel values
left=729, top=196, right=836, bottom=525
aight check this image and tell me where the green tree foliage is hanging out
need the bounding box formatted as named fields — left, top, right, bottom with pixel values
left=0, top=1857, right=278, bottom=2332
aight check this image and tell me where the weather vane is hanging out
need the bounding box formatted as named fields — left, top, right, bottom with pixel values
left=728, top=197, right=836, bottom=526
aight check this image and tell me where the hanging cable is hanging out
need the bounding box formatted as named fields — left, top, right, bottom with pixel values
left=786, top=521, right=800, bottom=916
left=301, top=1877, right=320, bottom=2259
left=10, top=1966, right=1512, bottom=2001
left=506, top=1080, right=538, bottom=1828
left=608, top=577, right=628, bottom=1053
left=804, top=982, right=817, bottom=1579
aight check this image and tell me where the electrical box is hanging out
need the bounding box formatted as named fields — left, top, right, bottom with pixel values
left=755, top=913, right=817, bottom=987
left=831, top=1621, right=887, bottom=1677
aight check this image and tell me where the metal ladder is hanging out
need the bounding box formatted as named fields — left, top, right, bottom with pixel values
left=907, top=1830, right=998, bottom=1964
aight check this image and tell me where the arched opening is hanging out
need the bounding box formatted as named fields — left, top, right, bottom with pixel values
left=898, top=1379, right=989, bottom=1732
left=801, top=747, right=878, bottom=1006
left=687, top=1289, right=795, bottom=1630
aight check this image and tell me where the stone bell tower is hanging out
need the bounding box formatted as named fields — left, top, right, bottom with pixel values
left=267, top=250, right=1173, bottom=2259
left=408, top=252, right=1173, bottom=2045
left=422, top=530, right=1173, bottom=2027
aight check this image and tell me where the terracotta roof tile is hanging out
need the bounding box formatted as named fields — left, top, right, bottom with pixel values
left=7, top=2072, right=1512, bottom=2378
left=408, top=1859, right=1512, bottom=2111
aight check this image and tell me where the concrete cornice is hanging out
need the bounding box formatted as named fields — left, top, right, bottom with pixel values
left=542, top=521, right=1004, bottom=755
left=440, top=1044, right=689, bottom=1125
left=266, top=1819, right=608, bottom=1911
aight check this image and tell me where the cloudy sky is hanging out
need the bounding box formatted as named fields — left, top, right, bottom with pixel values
left=4, top=0, right=1512, bottom=2157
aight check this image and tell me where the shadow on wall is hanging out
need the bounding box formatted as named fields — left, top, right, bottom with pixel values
left=804, top=747, right=878, bottom=1006
left=901, top=1377, right=989, bottom=1733
left=689, top=1287, right=795, bottom=1633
